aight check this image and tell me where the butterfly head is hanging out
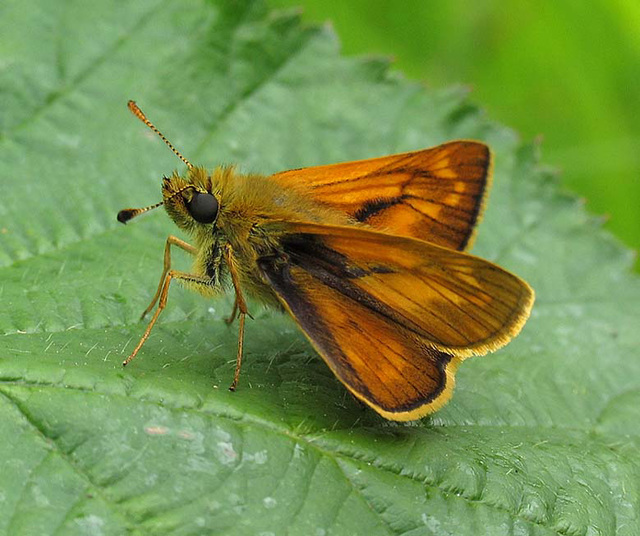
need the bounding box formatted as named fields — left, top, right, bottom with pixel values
left=160, top=168, right=221, bottom=232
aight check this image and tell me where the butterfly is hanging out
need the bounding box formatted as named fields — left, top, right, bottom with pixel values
left=118, top=101, right=534, bottom=421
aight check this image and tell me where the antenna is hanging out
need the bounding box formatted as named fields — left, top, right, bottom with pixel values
left=128, top=100, right=193, bottom=170
left=116, top=185, right=195, bottom=224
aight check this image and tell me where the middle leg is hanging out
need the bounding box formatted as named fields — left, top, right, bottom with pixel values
left=223, top=244, right=251, bottom=391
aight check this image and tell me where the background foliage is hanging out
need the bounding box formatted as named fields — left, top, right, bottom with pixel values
left=269, top=0, right=640, bottom=268
left=1, top=1, right=639, bottom=535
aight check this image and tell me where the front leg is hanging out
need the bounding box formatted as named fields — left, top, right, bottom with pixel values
left=141, top=235, right=197, bottom=320
left=123, top=269, right=212, bottom=366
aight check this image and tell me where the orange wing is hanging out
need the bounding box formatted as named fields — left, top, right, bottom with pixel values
left=270, top=141, right=491, bottom=251
left=257, top=222, right=534, bottom=420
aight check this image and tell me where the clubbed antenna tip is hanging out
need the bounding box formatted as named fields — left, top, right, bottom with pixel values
left=116, top=202, right=163, bottom=224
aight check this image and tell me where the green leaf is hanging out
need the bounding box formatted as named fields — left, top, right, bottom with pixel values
left=1, top=1, right=638, bottom=535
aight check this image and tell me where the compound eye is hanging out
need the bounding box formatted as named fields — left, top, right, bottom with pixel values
left=187, top=192, right=219, bottom=224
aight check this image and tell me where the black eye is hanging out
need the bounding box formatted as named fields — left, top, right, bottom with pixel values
left=187, top=192, right=219, bottom=224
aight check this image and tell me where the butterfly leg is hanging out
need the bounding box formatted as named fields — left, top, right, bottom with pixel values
left=225, top=297, right=238, bottom=325
left=223, top=244, right=250, bottom=391
left=140, top=235, right=197, bottom=320
left=123, top=270, right=211, bottom=366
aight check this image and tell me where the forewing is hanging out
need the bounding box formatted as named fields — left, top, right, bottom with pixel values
left=270, top=141, right=491, bottom=250
left=270, top=222, right=534, bottom=356
left=257, top=222, right=534, bottom=420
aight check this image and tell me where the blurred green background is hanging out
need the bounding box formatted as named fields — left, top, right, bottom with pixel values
left=269, top=0, right=640, bottom=268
